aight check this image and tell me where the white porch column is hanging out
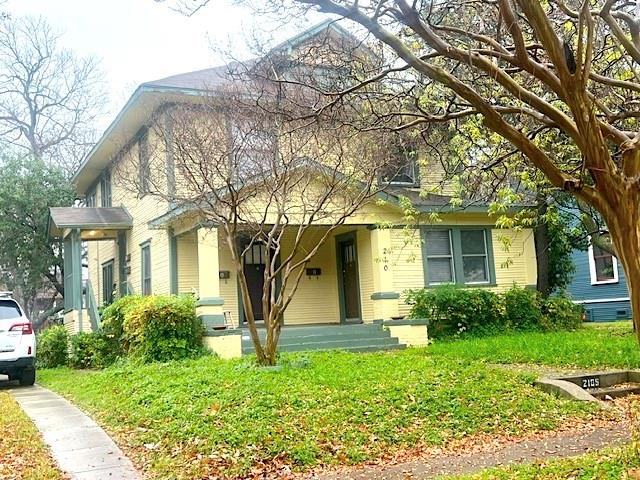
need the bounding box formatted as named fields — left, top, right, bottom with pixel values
left=370, top=228, right=400, bottom=320
left=196, top=226, right=225, bottom=330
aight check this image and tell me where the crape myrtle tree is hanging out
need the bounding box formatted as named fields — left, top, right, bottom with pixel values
left=120, top=54, right=401, bottom=365
left=166, top=0, right=640, bottom=335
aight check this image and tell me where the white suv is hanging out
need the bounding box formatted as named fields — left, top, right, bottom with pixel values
left=0, top=292, right=36, bottom=386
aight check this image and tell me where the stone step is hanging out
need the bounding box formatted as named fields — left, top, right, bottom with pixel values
left=242, top=336, right=401, bottom=354
left=241, top=330, right=392, bottom=347
left=239, top=323, right=384, bottom=339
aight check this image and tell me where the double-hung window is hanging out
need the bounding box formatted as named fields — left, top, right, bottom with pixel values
left=102, top=260, right=115, bottom=305
left=460, top=229, right=490, bottom=284
left=588, top=241, right=618, bottom=284
left=100, top=172, right=112, bottom=207
left=138, top=128, right=150, bottom=194
left=422, top=227, right=494, bottom=286
left=424, top=230, right=454, bottom=284
left=141, top=242, right=152, bottom=295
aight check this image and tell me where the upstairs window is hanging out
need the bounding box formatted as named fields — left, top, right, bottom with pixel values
left=138, top=128, right=150, bottom=194
left=380, top=141, right=418, bottom=186
left=85, top=187, right=96, bottom=207
left=100, top=171, right=112, bottom=207
left=588, top=242, right=618, bottom=285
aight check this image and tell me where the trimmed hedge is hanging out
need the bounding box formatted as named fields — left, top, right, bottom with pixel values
left=406, top=284, right=583, bottom=338
left=37, top=325, right=69, bottom=368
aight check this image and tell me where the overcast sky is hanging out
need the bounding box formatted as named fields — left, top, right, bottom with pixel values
left=5, top=0, right=323, bottom=128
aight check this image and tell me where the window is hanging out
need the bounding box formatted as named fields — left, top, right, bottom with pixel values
left=230, top=122, right=276, bottom=181
left=102, top=260, right=115, bottom=305
left=380, top=141, right=418, bottom=185
left=138, top=128, right=150, bottom=193
left=460, top=229, right=489, bottom=284
left=85, top=187, right=96, bottom=207
left=422, top=227, right=494, bottom=286
left=424, top=230, right=454, bottom=284
left=244, top=242, right=267, bottom=265
left=588, top=242, right=618, bottom=285
left=141, top=243, right=152, bottom=295
left=100, top=171, right=112, bottom=207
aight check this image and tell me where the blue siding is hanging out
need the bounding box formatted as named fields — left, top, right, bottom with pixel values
left=567, top=249, right=631, bottom=322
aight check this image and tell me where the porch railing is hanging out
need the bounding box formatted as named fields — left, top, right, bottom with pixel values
left=83, top=279, right=101, bottom=332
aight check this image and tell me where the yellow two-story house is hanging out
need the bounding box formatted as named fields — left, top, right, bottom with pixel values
left=49, top=21, right=537, bottom=358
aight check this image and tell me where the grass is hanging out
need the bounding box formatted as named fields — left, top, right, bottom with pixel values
left=0, top=391, right=63, bottom=480
left=449, top=442, right=640, bottom=479
left=38, top=348, right=598, bottom=479
left=429, top=321, right=640, bottom=369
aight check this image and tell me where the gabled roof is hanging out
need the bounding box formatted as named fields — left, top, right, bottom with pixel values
left=48, top=207, right=133, bottom=238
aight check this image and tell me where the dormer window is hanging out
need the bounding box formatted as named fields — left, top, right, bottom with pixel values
left=381, top=141, right=418, bottom=186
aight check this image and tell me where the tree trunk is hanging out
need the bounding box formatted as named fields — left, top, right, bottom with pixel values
left=607, top=208, right=640, bottom=337
left=534, top=200, right=551, bottom=297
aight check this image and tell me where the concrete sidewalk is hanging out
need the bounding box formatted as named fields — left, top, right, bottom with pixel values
left=10, top=384, right=141, bottom=480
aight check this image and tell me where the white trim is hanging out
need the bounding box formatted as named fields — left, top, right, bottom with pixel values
left=587, top=239, right=619, bottom=285
left=573, top=297, right=630, bottom=304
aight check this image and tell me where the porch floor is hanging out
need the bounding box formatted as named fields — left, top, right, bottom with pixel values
left=240, top=322, right=405, bottom=354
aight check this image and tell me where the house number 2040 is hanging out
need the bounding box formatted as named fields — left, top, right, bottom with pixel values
left=581, top=377, right=600, bottom=389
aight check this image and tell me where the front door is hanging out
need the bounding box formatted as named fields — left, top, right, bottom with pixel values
left=243, top=243, right=268, bottom=322
left=338, top=236, right=361, bottom=322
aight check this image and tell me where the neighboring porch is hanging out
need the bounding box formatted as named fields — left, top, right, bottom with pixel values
left=48, top=207, right=133, bottom=334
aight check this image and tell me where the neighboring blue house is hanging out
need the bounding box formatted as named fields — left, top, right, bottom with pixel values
left=567, top=241, right=631, bottom=322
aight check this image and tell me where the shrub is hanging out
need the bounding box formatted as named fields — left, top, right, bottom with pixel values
left=541, top=293, right=584, bottom=331
left=123, top=295, right=203, bottom=363
left=69, top=332, right=119, bottom=369
left=37, top=325, right=69, bottom=368
left=101, top=295, right=144, bottom=354
left=503, top=285, right=542, bottom=330
left=406, top=284, right=503, bottom=338
left=407, top=284, right=583, bottom=338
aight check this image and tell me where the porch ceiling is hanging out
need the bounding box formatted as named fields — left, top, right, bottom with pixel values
left=48, top=207, right=133, bottom=239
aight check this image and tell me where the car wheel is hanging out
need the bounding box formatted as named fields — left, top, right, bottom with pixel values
left=19, top=369, right=35, bottom=386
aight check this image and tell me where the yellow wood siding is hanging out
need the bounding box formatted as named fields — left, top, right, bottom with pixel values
left=491, top=228, right=537, bottom=291
left=176, top=231, right=199, bottom=294
left=85, top=131, right=172, bottom=304
left=218, top=234, right=240, bottom=326
left=356, top=228, right=375, bottom=322
left=390, top=228, right=424, bottom=317
left=280, top=228, right=340, bottom=325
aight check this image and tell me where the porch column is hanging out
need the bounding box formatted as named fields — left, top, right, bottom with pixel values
left=370, top=228, right=400, bottom=320
left=63, top=228, right=84, bottom=332
left=196, top=226, right=225, bottom=331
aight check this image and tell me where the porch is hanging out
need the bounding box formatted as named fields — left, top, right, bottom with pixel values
left=167, top=224, right=406, bottom=330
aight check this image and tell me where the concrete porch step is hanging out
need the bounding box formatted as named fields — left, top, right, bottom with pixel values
left=241, top=329, right=392, bottom=347
left=242, top=336, right=402, bottom=354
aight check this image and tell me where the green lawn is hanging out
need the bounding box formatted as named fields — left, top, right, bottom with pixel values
left=450, top=442, right=640, bottom=479
left=0, top=392, right=63, bottom=480
left=38, top=347, right=600, bottom=479
left=429, top=321, right=640, bottom=369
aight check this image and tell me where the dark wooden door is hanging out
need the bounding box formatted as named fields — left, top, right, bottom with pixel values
left=243, top=243, right=268, bottom=322
left=340, top=240, right=360, bottom=321
left=244, top=263, right=266, bottom=321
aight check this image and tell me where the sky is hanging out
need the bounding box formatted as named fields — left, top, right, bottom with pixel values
left=5, top=0, right=323, bottom=129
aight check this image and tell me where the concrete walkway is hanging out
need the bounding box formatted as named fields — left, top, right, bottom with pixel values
left=10, top=384, right=141, bottom=480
